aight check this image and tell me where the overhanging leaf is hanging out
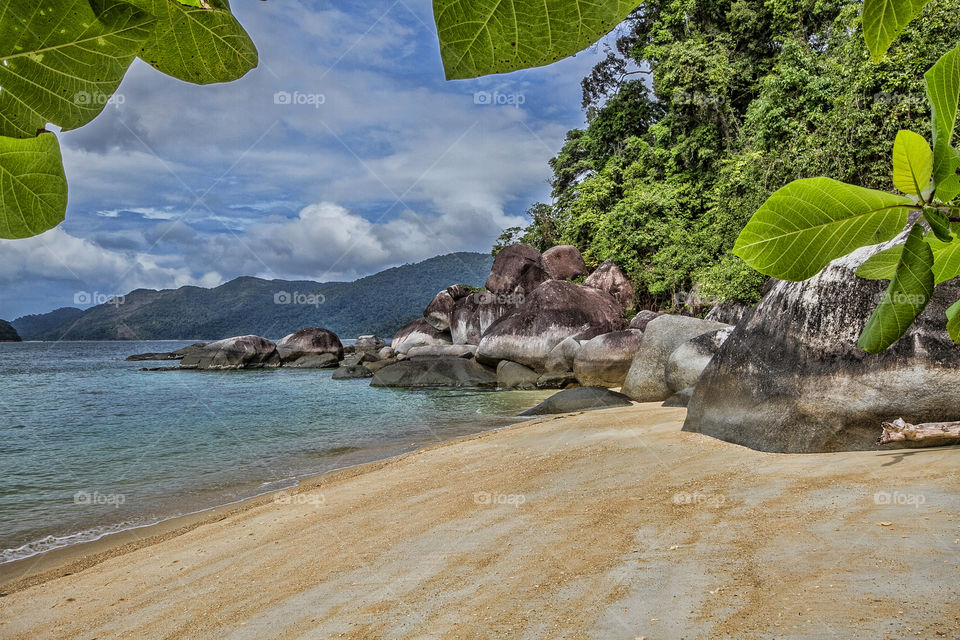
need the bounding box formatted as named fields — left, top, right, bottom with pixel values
left=0, top=133, right=67, bottom=239
left=129, top=0, right=258, bottom=84
left=433, top=0, right=639, bottom=80
left=858, top=224, right=934, bottom=353
left=856, top=245, right=903, bottom=280
left=855, top=231, right=960, bottom=284
left=862, top=0, right=930, bottom=62
left=924, top=207, right=952, bottom=241
left=925, top=43, right=960, bottom=202
left=947, top=299, right=960, bottom=342
left=0, top=0, right=155, bottom=138
left=733, top=178, right=912, bottom=281
left=891, top=130, right=933, bottom=197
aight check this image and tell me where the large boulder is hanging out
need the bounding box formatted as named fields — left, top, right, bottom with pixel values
left=536, top=372, right=579, bottom=389
left=406, top=344, right=477, bottom=359
left=519, top=387, right=633, bottom=416
left=371, top=358, right=497, bottom=389
left=332, top=364, right=373, bottom=379
left=683, top=241, right=960, bottom=453
left=392, top=319, right=452, bottom=355
left=629, top=310, right=662, bottom=332
left=664, top=327, right=733, bottom=393
left=126, top=342, right=208, bottom=361
left=180, top=335, right=281, bottom=370
left=541, top=245, right=587, bottom=280
left=573, top=329, right=644, bottom=388
left=423, top=285, right=474, bottom=331
left=704, top=303, right=754, bottom=326
left=449, top=291, right=519, bottom=345
left=476, top=280, right=627, bottom=371
left=542, top=336, right=582, bottom=373
left=355, top=335, right=387, bottom=354
left=584, top=260, right=636, bottom=310
left=276, top=327, right=343, bottom=368
left=497, top=360, right=539, bottom=390
left=621, top=315, right=730, bottom=401
left=485, top=244, right=549, bottom=295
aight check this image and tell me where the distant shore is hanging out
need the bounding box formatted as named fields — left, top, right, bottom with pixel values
left=1, top=403, right=958, bottom=639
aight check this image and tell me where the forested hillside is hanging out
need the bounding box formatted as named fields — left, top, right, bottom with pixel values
left=498, top=0, right=960, bottom=310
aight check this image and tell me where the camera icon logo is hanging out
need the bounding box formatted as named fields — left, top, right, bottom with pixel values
left=274, top=91, right=292, bottom=105
left=274, top=291, right=292, bottom=304
left=473, top=91, right=492, bottom=105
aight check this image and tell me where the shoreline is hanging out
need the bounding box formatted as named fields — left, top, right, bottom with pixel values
left=2, top=403, right=958, bottom=639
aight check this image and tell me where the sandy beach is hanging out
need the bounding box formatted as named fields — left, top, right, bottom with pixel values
left=1, top=403, right=958, bottom=639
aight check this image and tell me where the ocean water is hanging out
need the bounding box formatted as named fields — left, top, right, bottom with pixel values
left=0, top=341, right=548, bottom=564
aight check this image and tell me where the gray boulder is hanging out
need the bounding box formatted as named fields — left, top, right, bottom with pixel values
left=276, top=327, right=343, bottom=368
left=485, top=244, right=549, bottom=295
left=663, top=386, right=695, bottom=408
left=406, top=344, right=477, bottom=359
left=629, top=310, right=662, bottom=332
left=704, top=303, right=754, bottom=326
left=497, top=360, right=539, bottom=390
left=664, top=327, right=733, bottom=393
left=541, top=245, right=587, bottom=280
left=536, top=372, right=579, bottom=389
left=449, top=290, right=519, bottom=345
left=332, top=364, right=373, bottom=379
left=423, top=290, right=456, bottom=331
left=126, top=342, right=208, bottom=362
left=684, top=240, right=960, bottom=453
left=180, top=335, right=281, bottom=370
left=621, top=315, right=730, bottom=401
left=476, top=280, right=626, bottom=371
left=542, top=336, right=582, bottom=373
left=365, top=358, right=397, bottom=373
left=584, top=260, right=635, bottom=310
left=378, top=346, right=395, bottom=360
left=371, top=357, right=497, bottom=389
left=573, top=329, right=644, bottom=388
left=355, top=335, right=387, bottom=354
left=392, top=318, right=452, bottom=355
left=519, top=387, right=633, bottom=416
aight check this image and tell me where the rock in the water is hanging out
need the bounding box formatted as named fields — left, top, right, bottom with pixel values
left=332, top=364, right=373, bottom=379
left=406, top=344, right=477, bottom=359
left=542, top=336, right=582, bottom=373
left=355, top=335, right=386, bottom=354
left=704, top=303, right=754, bottom=326
left=583, top=260, right=636, bottom=310
left=519, top=386, right=632, bottom=416
left=180, top=335, right=281, bottom=370
left=476, top=280, right=626, bottom=371
left=126, top=342, right=208, bottom=362
left=683, top=240, right=960, bottom=453
left=392, top=318, right=452, bottom=355
left=541, top=245, right=587, bottom=280
left=663, top=386, right=695, bottom=408
left=0, top=319, right=20, bottom=342
left=621, top=315, right=730, bottom=401
left=377, top=346, right=395, bottom=360
left=485, top=244, right=549, bottom=295
left=536, top=372, right=579, bottom=389
left=665, top=327, right=733, bottom=393
left=629, top=310, right=662, bottom=331
left=364, top=358, right=397, bottom=373
left=497, top=360, right=539, bottom=390
left=276, top=327, right=343, bottom=368
left=573, top=330, right=644, bottom=388
left=371, top=358, right=497, bottom=388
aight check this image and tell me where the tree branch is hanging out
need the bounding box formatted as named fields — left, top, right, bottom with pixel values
left=877, top=417, right=960, bottom=446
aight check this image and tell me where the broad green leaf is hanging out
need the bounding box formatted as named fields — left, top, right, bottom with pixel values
left=947, top=300, right=960, bottom=342
left=733, top=178, right=912, bottom=281
left=858, top=224, right=934, bottom=353
left=862, top=0, right=930, bottom=62
left=924, top=207, right=952, bottom=241
left=0, top=0, right=155, bottom=138
left=856, top=245, right=903, bottom=280
left=433, top=0, right=638, bottom=80
left=925, top=43, right=960, bottom=202
left=855, top=232, right=960, bottom=284
left=891, top=130, right=932, bottom=197
left=0, top=133, right=67, bottom=239
left=129, top=0, right=258, bottom=84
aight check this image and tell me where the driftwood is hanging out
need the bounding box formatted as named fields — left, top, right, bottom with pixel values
left=877, top=418, right=960, bottom=447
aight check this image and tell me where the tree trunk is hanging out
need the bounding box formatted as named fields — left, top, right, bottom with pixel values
left=877, top=418, right=960, bottom=447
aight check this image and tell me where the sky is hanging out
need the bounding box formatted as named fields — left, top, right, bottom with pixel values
left=0, top=0, right=617, bottom=319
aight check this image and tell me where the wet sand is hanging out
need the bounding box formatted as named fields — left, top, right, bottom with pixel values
left=1, top=403, right=958, bottom=639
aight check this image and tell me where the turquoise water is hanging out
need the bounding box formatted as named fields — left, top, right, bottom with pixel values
left=0, top=341, right=547, bottom=563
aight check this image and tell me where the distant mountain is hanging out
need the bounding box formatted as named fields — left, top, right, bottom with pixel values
left=12, top=307, right=84, bottom=340
left=0, top=319, right=21, bottom=342
left=13, top=253, right=494, bottom=341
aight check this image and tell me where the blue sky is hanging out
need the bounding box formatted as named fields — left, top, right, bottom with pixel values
left=1, top=0, right=617, bottom=319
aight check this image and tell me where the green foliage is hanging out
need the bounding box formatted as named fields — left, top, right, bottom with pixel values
left=433, top=0, right=639, bottom=79
left=0, top=0, right=257, bottom=240
left=862, top=0, right=931, bottom=62
left=891, top=130, right=933, bottom=196
left=925, top=42, right=960, bottom=201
